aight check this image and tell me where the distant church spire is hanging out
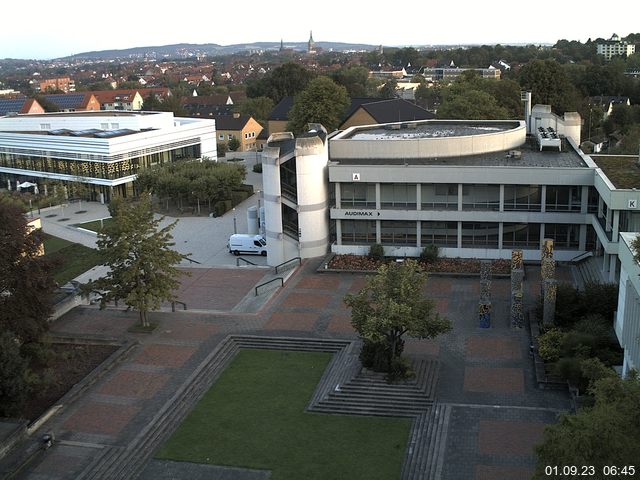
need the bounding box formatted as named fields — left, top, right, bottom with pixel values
left=308, top=30, right=316, bottom=54
left=280, top=38, right=284, bottom=51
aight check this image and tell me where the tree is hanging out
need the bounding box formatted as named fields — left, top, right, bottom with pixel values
left=331, top=65, right=370, bottom=97
left=247, top=62, right=315, bottom=103
left=533, top=371, right=640, bottom=478
left=227, top=138, right=241, bottom=151
left=237, top=96, right=274, bottom=127
left=287, top=76, right=350, bottom=134
left=437, top=89, right=509, bottom=119
left=519, top=59, right=580, bottom=113
left=85, top=195, right=188, bottom=327
left=378, top=79, right=398, bottom=99
left=0, top=199, right=55, bottom=344
left=344, top=259, right=452, bottom=375
left=0, top=330, right=30, bottom=416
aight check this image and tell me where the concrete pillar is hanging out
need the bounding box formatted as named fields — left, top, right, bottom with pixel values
left=457, top=221, right=462, bottom=249
left=542, top=279, right=557, bottom=327
left=581, top=185, right=589, bottom=214
left=603, top=252, right=609, bottom=275
left=375, top=183, right=381, bottom=210
left=539, top=224, right=545, bottom=249
left=498, top=222, right=504, bottom=250
left=416, top=221, right=422, bottom=248
left=376, top=220, right=381, bottom=244
left=458, top=184, right=463, bottom=211
left=336, top=219, right=342, bottom=246
left=540, top=185, right=547, bottom=213
left=579, top=224, right=587, bottom=251
left=609, top=254, right=618, bottom=283
left=613, top=210, right=620, bottom=240
left=416, top=184, right=421, bottom=211
left=335, top=183, right=341, bottom=209
left=605, top=206, right=612, bottom=232
left=499, top=184, right=505, bottom=213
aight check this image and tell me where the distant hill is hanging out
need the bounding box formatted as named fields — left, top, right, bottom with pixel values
left=62, top=41, right=379, bottom=60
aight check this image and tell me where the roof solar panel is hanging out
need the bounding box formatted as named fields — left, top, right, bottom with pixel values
left=43, top=93, right=85, bottom=109
left=0, top=98, right=27, bottom=115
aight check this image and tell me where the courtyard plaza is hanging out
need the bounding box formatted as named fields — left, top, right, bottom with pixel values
left=0, top=245, right=573, bottom=480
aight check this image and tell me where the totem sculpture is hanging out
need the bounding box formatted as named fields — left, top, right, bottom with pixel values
left=541, top=239, right=557, bottom=326
left=479, top=260, right=492, bottom=328
left=510, top=249, right=524, bottom=329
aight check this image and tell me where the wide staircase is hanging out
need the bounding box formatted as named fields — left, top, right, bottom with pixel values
left=573, top=255, right=607, bottom=290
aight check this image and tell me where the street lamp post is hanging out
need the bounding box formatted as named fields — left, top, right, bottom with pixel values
left=233, top=208, right=237, bottom=234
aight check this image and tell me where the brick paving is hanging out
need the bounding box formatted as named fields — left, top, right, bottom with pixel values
left=5, top=260, right=577, bottom=480
left=134, top=344, right=197, bottom=368
left=478, top=420, right=546, bottom=455
left=98, top=370, right=171, bottom=399
left=63, top=402, right=141, bottom=436
left=464, top=367, right=525, bottom=394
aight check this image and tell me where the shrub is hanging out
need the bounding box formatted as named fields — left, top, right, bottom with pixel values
left=420, top=244, right=439, bottom=263
left=387, top=356, right=414, bottom=382
left=230, top=191, right=250, bottom=206
left=573, top=314, right=610, bottom=339
left=561, top=331, right=600, bottom=358
left=368, top=243, right=385, bottom=262
left=252, top=163, right=263, bottom=173
left=228, top=138, right=241, bottom=152
left=213, top=200, right=232, bottom=217
left=359, top=340, right=390, bottom=372
left=554, top=357, right=587, bottom=391
left=0, top=331, right=30, bottom=416
left=537, top=328, right=565, bottom=362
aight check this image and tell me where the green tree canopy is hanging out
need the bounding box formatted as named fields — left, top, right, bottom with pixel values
left=519, top=59, right=580, bottom=113
left=286, top=76, right=350, bottom=134
left=533, top=371, right=640, bottom=478
left=0, top=199, right=55, bottom=344
left=331, top=65, right=370, bottom=98
left=437, top=88, right=509, bottom=120
left=237, top=96, right=274, bottom=127
left=344, top=259, right=452, bottom=372
left=246, top=62, right=315, bottom=103
left=84, top=195, right=188, bottom=327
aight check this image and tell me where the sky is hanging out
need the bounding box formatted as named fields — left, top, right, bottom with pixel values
left=1, top=0, right=639, bottom=60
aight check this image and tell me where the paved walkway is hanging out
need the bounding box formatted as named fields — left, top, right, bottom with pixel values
left=1, top=260, right=572, bottom=480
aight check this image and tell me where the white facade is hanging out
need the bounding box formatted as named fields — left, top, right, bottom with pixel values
left=0, top=111, right=216, bottom=199
left=261, top=127, right=330, bottom=266
left=615, top=233, right=640, bottom=376
left=597, top=35, right=636, bottom=60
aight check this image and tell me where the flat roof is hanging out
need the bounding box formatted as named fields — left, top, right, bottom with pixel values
left=330, top=137, right=588, bottom=168
left=345, top=121, right=519, bottom=140
left=9, top=111, right=160, bottom=118
left=591, top=155, right=640, bottom=189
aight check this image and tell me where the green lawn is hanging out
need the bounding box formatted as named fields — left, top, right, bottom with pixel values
left=43, top=234, right=102, bottom=284
left=74, top=218, right=113, bottom=232
left=156, top=349, right=411, bottom=480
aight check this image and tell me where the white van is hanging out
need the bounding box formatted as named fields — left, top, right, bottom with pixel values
left=228, top=234, right=267, bottom=256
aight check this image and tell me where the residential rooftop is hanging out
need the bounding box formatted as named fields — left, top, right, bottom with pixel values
left=592, top=155, right=640, bottom=189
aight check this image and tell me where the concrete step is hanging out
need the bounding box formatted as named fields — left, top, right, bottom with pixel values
left=310, top=404, right=421, bottom=418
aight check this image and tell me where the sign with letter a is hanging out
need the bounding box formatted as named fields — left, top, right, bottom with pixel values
left=352, top=173, right=360, bottom=181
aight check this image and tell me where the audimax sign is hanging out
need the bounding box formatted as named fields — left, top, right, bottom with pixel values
left=344, top=211, right=381, bottom=217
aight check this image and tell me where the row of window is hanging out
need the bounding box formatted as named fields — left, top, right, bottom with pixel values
left=339, top=183, right=598, bottom=213
left=217, top=131, right=257, bottom=141
left=0, top=145, right=200, bottom=181
left=340, top=220, right=589, bottom=250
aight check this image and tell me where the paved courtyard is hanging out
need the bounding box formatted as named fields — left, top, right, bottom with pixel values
left=0, top=257, right=572, bottom=480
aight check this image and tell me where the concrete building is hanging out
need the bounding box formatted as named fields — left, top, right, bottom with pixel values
left=422, top=66, right=500, bottom=81
left=0, top=111, right=216, bottom=201
left=38, top=77, right=75, bottom=93
left=597, top=34, right=636, bottom=60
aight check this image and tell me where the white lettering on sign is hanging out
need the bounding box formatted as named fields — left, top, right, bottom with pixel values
left=629, top=199, right=637, bottom=209
left=352, top=173, right=360, bottom=181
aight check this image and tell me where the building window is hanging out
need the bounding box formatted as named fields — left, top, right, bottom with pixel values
left=110, top=123, right=119, bottom=129
left=421, top=221, right=457, bottom=246
left=422, top=184, right=458, bottom=210
left=462, top=184, right=500, bottom=211
left=461, top=222, right=499, bottom=248
left=228, top=134, right=234, bottom=140
left=341, top=220, right=376, bottom=245
left=504, top=185, right=541, bottom=211
left=40, top=123, right=51, bottom=130
left=502, top=223, right=541, bottom=248
left=545, top=186, right=582, bottom=212
left=544, top=224, right=580, bottom=249
left=341, top=183, right=376, bottom=209
left=219, top=134, right=224, bottom=140
left=381, top=221, right=416, bottom=245
left=380, top=183, right=417, bottom=209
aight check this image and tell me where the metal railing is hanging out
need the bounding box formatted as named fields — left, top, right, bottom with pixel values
left=569, top=251, right=594, bottom=264
left=236, top=257, right=257, bottom=266
left=275, top=257, right=301, bottom=274
left=255, top=277, right=283, bottom=296
left=171, top=301, right=187, bottom=311
left=183, top=256, right=202, bottom=265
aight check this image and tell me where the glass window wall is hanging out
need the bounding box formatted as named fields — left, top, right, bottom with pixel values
left=421, top=184, right=458, bottom=210
left=421, top=221, right=458, bottom=246
left=502, top=223, right=541, bottom=248
left=341, top=220, right=376, bottom=245
left=545, top=186, right=582, bottom=212
left=380, top=184, right=417, bottom=209
left=504, top=185, right=541, bottom=211
left=544, top=223, right=580, bottom=249
left=462, top=184, right=500, bottom=211
left=381, top=221, right=417, bottom=245
left=340, top=183, right=376, bottom=209
left=461, top=222, right=499, bottom=248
